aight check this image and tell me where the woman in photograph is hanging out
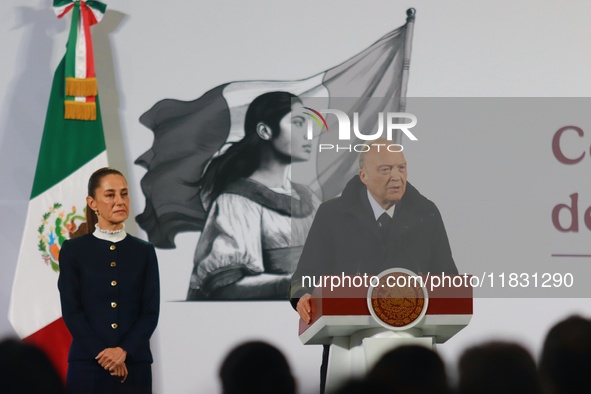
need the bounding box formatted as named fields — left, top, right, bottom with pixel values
left=186, top=91, right=318, bottom=300
left=58, top=167, right=160, bottom=394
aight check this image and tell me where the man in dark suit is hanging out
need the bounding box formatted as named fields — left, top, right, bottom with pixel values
left=290, top=141, right=458, bottom=392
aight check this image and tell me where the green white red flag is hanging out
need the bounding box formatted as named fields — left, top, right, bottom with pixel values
left=55, top=0, right=106, bottom=120
left=8, top=0, right=107, bottom=380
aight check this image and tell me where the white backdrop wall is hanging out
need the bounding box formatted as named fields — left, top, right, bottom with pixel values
left=1, top=1, right=591, bottom=393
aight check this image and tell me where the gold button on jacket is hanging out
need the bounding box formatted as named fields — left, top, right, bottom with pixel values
left=111, top=323, right=118, bottom=329
left=111, top=280, right=117, bottom=286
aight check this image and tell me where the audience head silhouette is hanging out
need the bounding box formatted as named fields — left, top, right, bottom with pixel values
left=367, top=345, right=451, bottom=394
left=0, top=338, right=66, bottom=394
left=540, top=314, right=591, bottom=394
left=333, top=378, right=391, bottom=394
left=458, top=341, right=542, bottom=394
left=219, top=341, right=295, bottom=394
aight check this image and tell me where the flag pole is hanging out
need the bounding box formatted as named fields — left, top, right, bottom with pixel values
left=400, top=7, right=415, bottom=113
left=395, top=7, right=415, bottom=145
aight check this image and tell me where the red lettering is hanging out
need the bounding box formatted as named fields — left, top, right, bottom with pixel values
left=552, top=193, right=579, bottom=232
left=585, top=206, right=591, bottom=231
left=552, top=126, right=584, bottom=164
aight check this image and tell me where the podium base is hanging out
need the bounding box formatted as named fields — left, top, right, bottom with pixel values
left=325, top=329, right=434, bottom=393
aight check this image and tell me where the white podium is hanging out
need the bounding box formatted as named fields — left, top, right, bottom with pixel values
left=298, top=272, right=473, bottom=393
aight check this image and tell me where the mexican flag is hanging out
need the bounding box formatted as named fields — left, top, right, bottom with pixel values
left=8, top=0, right=107, bottom=380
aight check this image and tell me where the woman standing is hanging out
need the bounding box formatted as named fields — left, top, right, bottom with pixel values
left=187, top=91, right=318, bottom=300
left=58, top=168, right=160, bottom=393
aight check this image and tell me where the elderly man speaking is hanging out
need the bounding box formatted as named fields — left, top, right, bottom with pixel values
left=289, top=140, right=458, bottom=393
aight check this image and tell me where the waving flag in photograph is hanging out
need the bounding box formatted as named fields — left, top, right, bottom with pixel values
left=8, top=0, right=107, bottom=380
left=136, top=9, right=416, bottom=249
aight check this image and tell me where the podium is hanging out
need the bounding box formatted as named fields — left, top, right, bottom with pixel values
left=298, top=272, right=472, bottom=393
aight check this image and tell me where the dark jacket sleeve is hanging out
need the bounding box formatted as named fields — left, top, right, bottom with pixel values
left=119, top=245, right=160, bottom=357
left=289, top=202, right=335, bottom=309
left=429, top=206, right=458, bottom=275
left=58, top=240, right=107, bottom=357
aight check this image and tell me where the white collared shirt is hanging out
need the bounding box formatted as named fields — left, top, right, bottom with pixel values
left=367, top=189, right=395, bottom=220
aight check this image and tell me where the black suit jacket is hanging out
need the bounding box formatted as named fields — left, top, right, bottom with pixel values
left=290, top=175, right=458, bottom=308
left=58, top=234, right=160, bottom=363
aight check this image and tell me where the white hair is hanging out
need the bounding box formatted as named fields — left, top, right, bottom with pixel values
left=358, top=138, right=401, bottom=169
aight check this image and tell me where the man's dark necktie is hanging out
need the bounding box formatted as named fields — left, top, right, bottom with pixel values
left=378, top=212, right=391, bottom=237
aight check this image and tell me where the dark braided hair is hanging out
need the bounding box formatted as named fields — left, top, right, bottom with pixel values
left=198, top=91, right=301, bottom=205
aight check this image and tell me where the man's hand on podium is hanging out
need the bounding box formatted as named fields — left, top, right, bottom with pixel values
left=297, top=293, right=312, bottom=324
